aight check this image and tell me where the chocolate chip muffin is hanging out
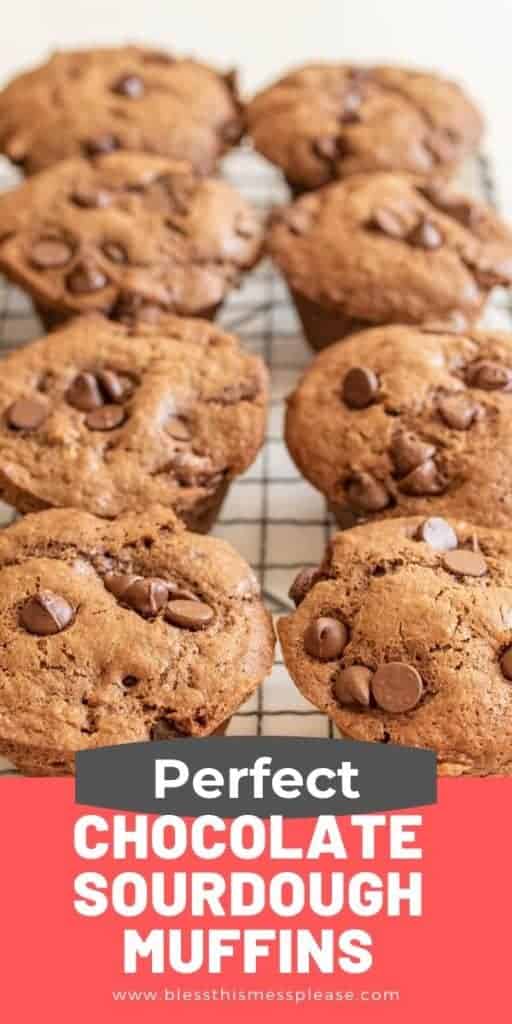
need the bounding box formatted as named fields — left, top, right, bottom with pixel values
left=0, top=312, right=268, bottom=530
left=0, top=45, right=244, bottom=176
left=0, top=152, right=262, bottom=329
left=280, top=516, right=512, bottom=776
left=248, top=63, right=483, bottom=193
left=285, top=323, right=512, bottom=529
left=0, top=505, right=275, bottom=775
left=267, top=174, right=512, bottom=350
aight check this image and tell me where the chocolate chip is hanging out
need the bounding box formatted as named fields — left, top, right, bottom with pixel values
left=500, top=646, right=512, bottom=681
left=342, top=367, right=379, bottom=409
left=102, top=242, right=128, bottom=264
left=104, top=573, right=141, bottom=599
left=304, top=617, right=348, bottom=660
left=369, top=207, right=407, bottom=238
left=346, top=472, right=390, bottom=513
left=150, top=718, right=181, bottom=740
left=390, top=430, right=436, bottom=476
left=31, top=239, right=73, bottom=269
left=420, top=185, right=481, bottom=230
left=6, top=397, right=48, bottom=431
left=67, top=263, right=109, bottom=294
left=417, top=517, right=458, bottom=551
left=83, top=134, right=120, bottom=157
left=72, top=188, right=112, bottom=209
left=123, top=577, right=169, bottom=617
left=408, top=219, right=443, bottom=249
left=371, top=662, right=423, bottom=713
left=438, top=392, right=479, bottom=430
left=167, top=582, right=198, bottom=602
left=96, top=369, right=129, bottom=402
left=289, top=567, right=320, bottom=607
left=20, top=591, right=74, bottom=636
left=222, top=118, right=244, bottom=143
left=67, top=372, right=103, bottom=411
left=112, top=73, right=145, bottom=98
left=85, top=405, right=126, bottom=430
left=442, top=548, right=488, bottom=577
left=399, top=459, right=445, bottom=496
left=466, top=360, right=512, bottom=391
left=313, top=137, right=338, bottom=160
left=165, top=599, right=214, bottom=629
left=282, top=207, right=312, bottom=235
left=334, top=665, right=372, bottom=706
left=340, top=91, right=362, bottom=123
left=167, top=417, right=191, bottom=441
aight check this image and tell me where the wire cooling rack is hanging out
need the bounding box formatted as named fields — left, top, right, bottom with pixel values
left=1, top=146, right=512, bottom=771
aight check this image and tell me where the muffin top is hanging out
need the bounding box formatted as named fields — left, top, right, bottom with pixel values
left=268, top=175, right=512, bottom=327
left=286, top=324, right=512, bottom=530
left=0, top=45, right=244, bottom=176
left=0, top=152, right=262, bottom=321
left=0, top=313, right=268, bottom=520
left=0, top=505, right=274, bottom=767
left=279, top=516, right=512, bottom=776
left=248, top=63, right=483, bottom=190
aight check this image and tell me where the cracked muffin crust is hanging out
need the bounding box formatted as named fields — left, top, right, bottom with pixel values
left=248, top=63, right=483, bottom=192
left=268, top=174, right=512, bottom=350
left=279, top=516, right=512, bottom=776
left=286, top=324, right=512, bottom=530
left=0, top=45, right=244, bottom=176
left=0, top=506, right=275, bottom=775
left=0, top=152, right=262, bottom=327
left=0, top=312, right=268, bottom=529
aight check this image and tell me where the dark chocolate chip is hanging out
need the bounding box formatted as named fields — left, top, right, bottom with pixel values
left=313, top=136, right=338, bottom=160
left=150, top=718, right=181, bottom=740
left=112, top=73, right=145, bottom=98
left=371, top=662, right=423, bottom=713
left=340, top=91, right=362, bottom=123
left=6, top=397, right=48, bottom=431
left=466, top=360, right=512, bottom=391
left=442, top=548, right=488, bottom=577
left=369, top=207, right=407, bottom=238
left=417, top=517, right=458, bottom=551
left=83, top=134, right=120, bottom=157
left=96, top=369, right=129, bottom=402
left=334, top=665, right=372, bottom=706
left=304, top=617, right=348, bottom=660
left=165, top=599, right=214, bottom=629
left=438, top=392, right=479, bottom=430
left=420, top=185, right=481, bottom=230
left=72, top=188, right=112, bottom=209
left=31, top=239, right=73, bottom=269
left=500, top=646, right=512, bottom=681
left=67, top=372, right=104, bottom=412
left=222, top=118, right=244, bottom=143
left=85, top=405, right=126, bottom=430
left=102, top=242, right=128, bottom=264
left=20, top=591, right=74, bottom=636
left=342, top=366, right=379, bottom=409
left=167, top=417, right=191, bottom=441
left=67, top=263, right=109, bottom=294
left=390, top=430, right=436, bottom=476
left=408, top=219, right=443, bottom=249
left=346, top=472, right=390, bottom=513
left=399, top=459, right=445, bottom=496
left=104, top=573, right=141, bottom=600
left=289, top=567, right=321, bottom=607
left=123, top=577, right=169, bottom=617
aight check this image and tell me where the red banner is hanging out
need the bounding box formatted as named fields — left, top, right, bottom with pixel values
left=0, top=778, right=510, bottom=1021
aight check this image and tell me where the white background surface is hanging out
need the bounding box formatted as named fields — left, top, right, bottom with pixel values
left=0, top=0, right=510, bottom=212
